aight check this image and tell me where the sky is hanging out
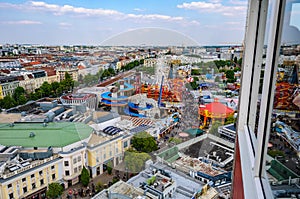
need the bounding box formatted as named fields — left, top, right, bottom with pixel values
left=0, top=0, right=251, bottom=46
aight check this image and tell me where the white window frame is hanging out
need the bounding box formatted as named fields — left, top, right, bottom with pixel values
left=236, top=0, right=286, bottom=198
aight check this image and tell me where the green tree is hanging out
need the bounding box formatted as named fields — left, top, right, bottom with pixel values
left=124, top=150, right=151, bottom=173
left=107, top=161, right=113, bottom=175
left=209, top=121, right=223, bottom=135
left=0, top=95, right=16, bottom=109
left=51, top=82, right=60, bottom=96
left=40, top=82, right=52, bottom=97
left=12, top=86, right=25, bottom=102
left=80, top=166, right=90, bottom=187
left=131, top=132, right=158, bottom=153
left=225, top=70, right=235, bottom=80
left=18, top=94, right=27, bottom=105
left=225, top=115, right=236, bottom=125
left=107, top=68, right=115, bottom=76
left=46, top=182, right=63, bottom=199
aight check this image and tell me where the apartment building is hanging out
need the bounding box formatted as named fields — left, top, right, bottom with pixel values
left=0, top=121, right=133, bottom=199
left=86, top=129, right=131, bottom=178
left=56, top=67, right=78, bottom=82
left=0, top=76, right=19, bottom=99
left=0, top=153, right=63, bottom=199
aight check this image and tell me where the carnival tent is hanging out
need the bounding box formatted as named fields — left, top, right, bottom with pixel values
left=199, top=100, right=234, bottom=118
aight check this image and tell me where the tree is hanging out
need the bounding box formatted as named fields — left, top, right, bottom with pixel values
left=80, top=166, right=90, bottom=187
left=209, top=121, right=223, bottom=135
left=40, top=82, right=52, bottom=97
left=107, top=161, right=113, bottom=175
left=225, top=70, right=235, bottom=80
left=17, top=94, right=27, bottom=105
left=124, top=150, right=151, bottom=173
left=131, top=132, right=158, bottom=153
left=12, top=86, right=25, bottom=102
left=46, top=182, right=63, bottom=199
left=0, top=95, right=16, bottom=109
left=225, top=115, right=236, bottom=125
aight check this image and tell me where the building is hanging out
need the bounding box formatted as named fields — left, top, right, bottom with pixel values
left=30, top=70, right=48, bottom=90
left=0, top=152, right=63, bottom=199
left=60, top=93, right=98, bottom=111
left=0, top=122, right=93, bottom=199
left=86, top=129, right=131, bottom=178
left=56, top=67, right=78, bottom=82
left=0, top=76, right=19, bottom=99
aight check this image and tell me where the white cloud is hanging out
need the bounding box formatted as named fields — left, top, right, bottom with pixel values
left=133, top=8, right=145, bottom=12
left=225, top=21, right=241, bottom=25
left=1, top=20, right=42, bottom=25
left=28, top=1, right=122, bottom=17
left=229, top=0, right=248, bottom=5
left=59, top=22, right=71, bottom=26
left=0, top=1, right=190, bottom=24
left=208, top=0, right=222, bottom=3
left=177, top=1, right=247, bottom=16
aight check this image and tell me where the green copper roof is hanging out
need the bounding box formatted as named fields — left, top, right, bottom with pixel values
left=0, top=122, right=93, bottom=148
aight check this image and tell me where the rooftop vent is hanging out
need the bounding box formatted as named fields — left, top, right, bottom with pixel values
left=29, top=132, right=35, bottom=138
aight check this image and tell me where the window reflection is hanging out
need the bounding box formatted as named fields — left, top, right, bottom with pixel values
left=267, top=1, right=300, bottom=197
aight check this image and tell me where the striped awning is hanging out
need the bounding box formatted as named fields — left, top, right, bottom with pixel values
left=121, top=115, right=154, bottom=126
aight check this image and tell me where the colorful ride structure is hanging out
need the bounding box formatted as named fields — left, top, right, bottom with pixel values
left=100, top=81, right=134, bottom=107
left=140, top=79, right=184, bottom=103
left=274, top=82, right=299, bottom=111
left=124, top=102, right=154, bottom=118
left=198, top=100, right=234, bottom=129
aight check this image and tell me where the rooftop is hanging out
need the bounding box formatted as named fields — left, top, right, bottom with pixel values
left=0, top=122, right=93, bottom=147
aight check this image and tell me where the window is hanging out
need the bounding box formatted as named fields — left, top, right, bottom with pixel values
left=22, top=178, right=26, bottom=182
left=233, top=0, right=300, bottom=198
left=51, top=165, right=55, bottom=170
left=7, top=184, right=12, bottom=189
left=64, top=161, right=69, bottom=166
left=23, top=186, right=27, bottom=193
left=31, top=174, right=35, bottom=178
left=32, top=183, right=36, bottom=189
left=73, top=158, right=77, bottom=164
left=74, top=167, right=78, bottom=173
left=39, top=171, right=43, bottom=176
left=65, top=170, right=70, bottom=176
left=123, top=141, right=128, bottom=148
left=77, top=156, right=81, bottom=162
left=8, top=193, right=13, bottom=199
left=40, top=179, right=44, bottom=186
left=52, top=174, right=55, bottom=180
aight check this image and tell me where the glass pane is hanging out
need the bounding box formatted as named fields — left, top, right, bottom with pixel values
left=267, top=1, right=300, bottom=197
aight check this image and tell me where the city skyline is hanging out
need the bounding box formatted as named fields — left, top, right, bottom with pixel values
left=0, top=0, right=249, bottom=46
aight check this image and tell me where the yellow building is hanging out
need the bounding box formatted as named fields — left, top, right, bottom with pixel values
left=0, top=155, right=63, bottom=199
left=56, top=67, right=78, bottom=82
left=59, top=147, right=86, bottom=187
left=0, top=85, right=3, bottom=100
left=87, top=132, right=131, bottom=178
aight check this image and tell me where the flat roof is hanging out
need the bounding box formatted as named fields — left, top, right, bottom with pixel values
left=0, top=113, right=21, bottom=123
left=0, top=122, right=93, bottom=147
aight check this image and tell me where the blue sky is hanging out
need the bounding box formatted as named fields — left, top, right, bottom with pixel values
left=0, top=0, right=251, bottom=45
